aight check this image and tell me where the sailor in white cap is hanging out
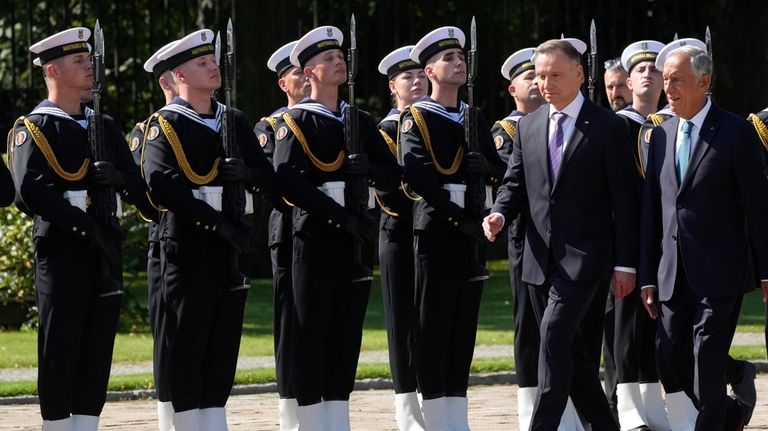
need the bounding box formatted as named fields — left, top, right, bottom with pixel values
left=399, top=26, right=506, bottom=431
left=253, top=39, right=309, bottom=431
left=272, top=25, right=396, bottom=431
left=485, top=37, right=642, bottom=430
left=376, top=44, right=427, bottom=431
left=640, top=37, right=768, bottom=431
left=610, top=39, right=668, bottom=431
left=10, top=27, right=150, bottom=431
left=125, top=39, right=181, bottom=431
left=141, top=28, right=275, bottom=431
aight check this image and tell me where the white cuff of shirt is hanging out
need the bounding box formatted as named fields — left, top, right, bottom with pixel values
left=613, top=266, right=635, bottom=274
left=641, top=285, right=656, bottom=290
left=492, top=212, right=505, bottom=228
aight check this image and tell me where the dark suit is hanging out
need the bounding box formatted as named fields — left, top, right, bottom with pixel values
left=492, top=96, right=640, bottom=430
left=0, top=157, right=13, bottom=207
left=639, top=103, right=768, bottom=430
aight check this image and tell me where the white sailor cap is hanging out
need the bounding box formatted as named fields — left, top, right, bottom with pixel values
left=268, top=40, right=299, bottom=77
left=560, top=37, right=587, bottom=55
left=290, top=26, right=344, bottom=68
left=500, top=47, right=536, bottom=80
left=157, top=29, right=215, bottom=71
left=378, top=45, right=421, bottom=79
left=30, top=27, right=91, bottom=67
left=143, top=40, right=178, bottom=78
left=621, top=40, right=664, bottom=73
left=410, top=26, right=465, bottom=65
left=655, top=38, right=706, bottom=70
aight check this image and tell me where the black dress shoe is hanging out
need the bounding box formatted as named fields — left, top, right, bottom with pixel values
left=730, top=360, right=756, bottom=424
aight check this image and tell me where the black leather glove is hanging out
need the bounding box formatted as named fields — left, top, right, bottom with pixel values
left=90, top=225, right=122, bottom=268
left=342, top=214, right=375, bottom=243
left=463, top=152, right=489, bottom=176
left=343, top=153, right=370, bottom=177
left=90, top=161, right=125, bottom=189
left=457, top=217, right=486, bottom=243
left=218, top=158, right=252, bottom=184
left=214, top=220, right=250, bottom=254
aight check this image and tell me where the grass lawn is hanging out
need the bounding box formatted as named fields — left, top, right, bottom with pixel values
left=0, top=260, right=764, bottom=371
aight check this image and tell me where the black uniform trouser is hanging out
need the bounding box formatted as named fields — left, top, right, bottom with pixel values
left=412, top=222, right=483, bottom=400
left=160, top=235, right=247, bottom=413
left=147, top=223, right=170, bottom=402
left=291, top=225, right=371, bottom=406
left=528, top=267, right=618, bottom=431
left=35, top=230, right=122, bottom=420
left=614, top=283, right=658, bottom=384
left=270, top=216, right=295, bottom=399
left=379, top=215, right=418, bottom=394
left=507, top=229, right=539, bottom=389
left=657, top=267, right=742, bottom=431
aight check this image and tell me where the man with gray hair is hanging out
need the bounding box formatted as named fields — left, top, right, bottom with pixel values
left=484, top=38, right=640, bottom=430
left=604, top=58, right=632, bottom=112
left=639, top=39, right=768, bottom=430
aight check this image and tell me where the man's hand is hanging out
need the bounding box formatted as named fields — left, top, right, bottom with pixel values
left=640, top=286, right=658, bottom=319
left=90, top=161, right=125, bottom=189
left=612, top=270, right=635, bottom=300
left=482, top=212, right=504, bottom=242
left=218, top=158, right=252, bottom=184
left=762, top=281, right=768, bottom=303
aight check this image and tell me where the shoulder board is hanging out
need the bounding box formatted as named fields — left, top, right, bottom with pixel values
left=260, top=116, right=279, bottom=131
left=748, top=113, right=768, bottom=152
left=496, top=119, right=517, bottom=141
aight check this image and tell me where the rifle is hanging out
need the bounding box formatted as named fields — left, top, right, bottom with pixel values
left=705, top=26, right=713, bottom=98
left=464, top=16, right=490, bottom=282
left=217, top=18, right=250, bottom=290
left=88, top=20, right=122, bottom=297
left=588, top=19, right=597, bottom=103
left=344, top=14, right=374, bottom=283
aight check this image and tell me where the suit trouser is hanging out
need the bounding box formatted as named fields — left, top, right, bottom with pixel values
left=508, top=228, right=539, bottom=388
left=291, top=226, right=371, bottom=405
left=413, top=223, right=484, bottom=399
left=527, top=271, right=619, bottom=431
left=147, top=223, right=170, bottom=402
left=657, top=268, right=742, bottom=430
left=34, top=231, right=122, bottom=420
left=603, top=289, right=618, bottom=415
left=161, top=235, right=247, bottom=412
left=379, top=215, right=418, bottom=394
left=270, top=215, right=295, bottom=399
left=614, top=283, right=658, bottom=383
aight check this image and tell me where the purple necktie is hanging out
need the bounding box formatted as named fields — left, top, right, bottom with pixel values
left=549, top=111, right=567, bottom=181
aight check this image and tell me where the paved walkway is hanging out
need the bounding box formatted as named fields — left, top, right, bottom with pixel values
left=0, top=332, right=763, bottom=382
left=2, top=375, right=768, bottom=430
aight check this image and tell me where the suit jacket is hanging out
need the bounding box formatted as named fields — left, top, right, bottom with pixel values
left=639, top=103, right=768, bottom=301
left=491, top=99, right=640, bottom=285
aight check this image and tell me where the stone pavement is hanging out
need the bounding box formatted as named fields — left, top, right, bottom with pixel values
left=2, top=375, right=768, bottom=430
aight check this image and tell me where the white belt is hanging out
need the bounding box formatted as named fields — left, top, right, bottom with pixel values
left=318, top=181, right=345, bottom=207
left=192, top=187, right=254, bottom=214
left=192, top=186, right=223, bottom=212
left=63, top=190, right=123, bottom=217
left=443, top=183, right=467, bottom=208
left=442, top=184, right=493, bottom=210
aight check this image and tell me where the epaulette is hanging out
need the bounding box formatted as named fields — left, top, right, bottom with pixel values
left=496, top=119, right=517, bottom=141
left=408, top=106, right=463, bottom=176
left=281, top=111, right=344, bottom=172
left=747, top=113, right=768, bottom=152
left=260, top=116, right=278, bottom=131
left=637, top=112, right=674, bottom=176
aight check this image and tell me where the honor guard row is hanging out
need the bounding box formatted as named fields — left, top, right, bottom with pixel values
left=4, top=17, right=767, bottom=431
